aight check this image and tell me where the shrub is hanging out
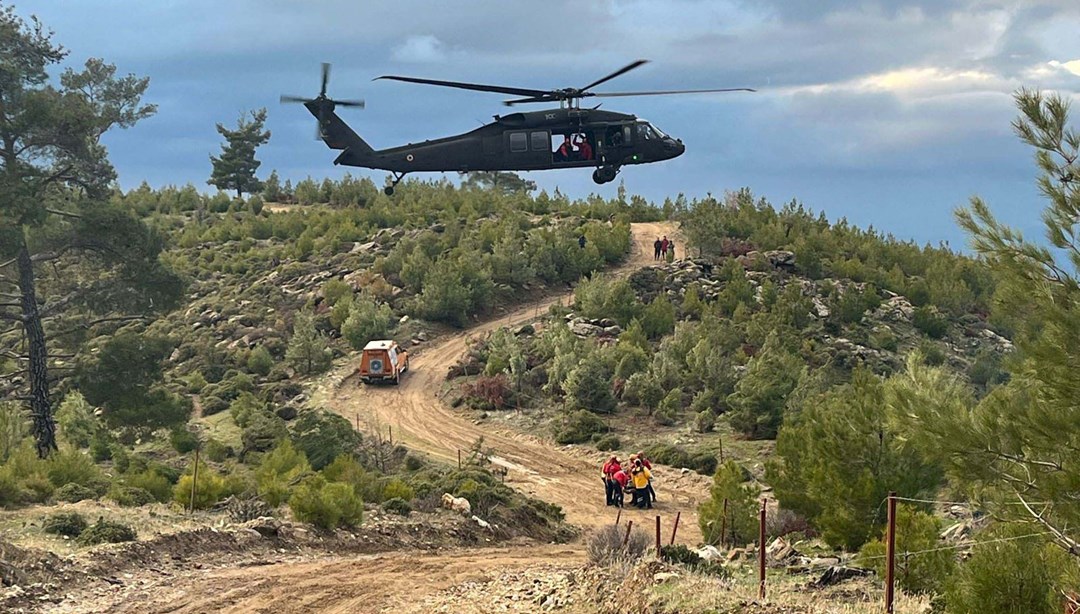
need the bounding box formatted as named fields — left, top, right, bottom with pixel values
left=554, top=410, right=609, bottom=445
left=462, top=375, right=510, bottom=411
left=382, top=497, right=412, bottom=516
left=595, top=435, right=621, bottom=452
left=698, top=461, right=759, bottom=546
left=869, top=326, right=899, bottom=352
left=919, top=340, right=946, bottom=366
left=563, top=361, right=616, bottom=414
left=240, top=411, right=287, bottom=458
left=204, top=438, right=232, bottom=462
left=108, top=485, right=155, bottom=507
left=55, top=392, right=96, bottom=449
left=77, top=518, right=137, bottom=546
left=692, top=410, right=715, bottom=433
left=690, top=452, right=718, bottom=476
left=912, top=305, right=948, bottom=338
left=257, top=439, right=312, bottom=507
left=123, top=469, right=173, bottom=503
left=229, top=392, right=264, bottom=428
left=54, top=483, right=97, bottom=503
left=201, top=396, right=229, bottom=416
left=404, top=455, right=424, bottom=472
left=246, top=346, right=274, bottom=376
left=586, top=523, right=650, bottom=565
left=45, top=447, right=105, bottom=489
left=173, top=460, right=227, bottom=510
left=645, top=443, right=691, bottom=469
left=340, top=296, right=395, bottom=351
left=169, top=428, right=201, bottom=454
left=945, top=524, right=1071, bottom=614
left=289, top=476, right=364, bottom=530
left=43, top=512, right=88, bottom=538
left=859, top=505, right=955, bottom=595
left=290, top=411, right=361, bottom=471
left=381, top=479, right=414, bottom=502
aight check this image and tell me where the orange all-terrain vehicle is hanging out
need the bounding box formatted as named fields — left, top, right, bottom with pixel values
left=359, top=340, right=409, bottom=385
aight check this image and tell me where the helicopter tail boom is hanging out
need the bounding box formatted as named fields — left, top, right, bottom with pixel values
left=303, top=100, right=374, bottom=157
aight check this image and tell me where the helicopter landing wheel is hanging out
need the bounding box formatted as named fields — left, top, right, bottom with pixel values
left=592, top=166, right=618, bottom=184
left=385, top=171, right=407, bottom=196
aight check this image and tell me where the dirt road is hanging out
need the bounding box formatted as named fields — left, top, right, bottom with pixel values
left=70, top=222, right=701, bottom=613
left=319, top=221, right=702, bottom=537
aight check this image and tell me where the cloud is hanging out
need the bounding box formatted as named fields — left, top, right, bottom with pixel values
left=392, top=35, right=450, bottom=63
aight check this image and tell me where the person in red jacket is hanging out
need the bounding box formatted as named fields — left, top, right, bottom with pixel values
left=601, top=455, right=622, bottom=506
left=612, top=467, right=629, bottom=508
left=555, top=135, right=572, bottom=162
left=574, top=134, right=593, bottom=161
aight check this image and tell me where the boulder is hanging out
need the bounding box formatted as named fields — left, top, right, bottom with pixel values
left=763, top=250, right=796, bottom=269
left=813, top=566, right=872, bottom=588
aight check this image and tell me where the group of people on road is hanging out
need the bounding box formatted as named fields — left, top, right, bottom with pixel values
left=601, top=453, right=656, bottom=509
left=653, top=235, right=675, bottom=261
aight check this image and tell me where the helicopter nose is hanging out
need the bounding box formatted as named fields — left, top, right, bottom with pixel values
left=664, top=137, right=685, bottom=158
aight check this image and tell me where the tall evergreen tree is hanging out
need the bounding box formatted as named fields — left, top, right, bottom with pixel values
left=208, top=108, right=270, bottom=198
left=0, top=7, right=182, bottom=456
left=893, top=90, right=1080, bottom=557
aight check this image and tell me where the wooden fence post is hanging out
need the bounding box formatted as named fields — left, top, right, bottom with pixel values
left=655, top=515, right=662, bottom=559
left=615, top=507, right=622, bottom=527
left=758, top=498, right=767, bottom=601
left=189, top=447, right=200, bottom=515
left=458, top=449, right=462, bottom=469
left=623, top=520, right=634, bottom=547
left=885, top=491, right=897, bottom=614
left=670, top=511, right=681, bottom=545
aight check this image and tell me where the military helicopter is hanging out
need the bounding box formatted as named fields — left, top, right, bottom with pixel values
left=280, top=61, right=753, bottom=195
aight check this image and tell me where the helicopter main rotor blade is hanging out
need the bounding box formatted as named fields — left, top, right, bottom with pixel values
left=375, top=75, right=549, bottom=99
left=579, top=59, right=649, bottom=92
left=503, top=95, right=558, bottom=106
left=334, top=99, right=365, bottom=108
left=280, top=95, right=310, bottom=104
left=593, top=87, right=756, bottom=97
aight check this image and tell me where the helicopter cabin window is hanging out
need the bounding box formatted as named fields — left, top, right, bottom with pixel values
left=530, top=131, right=549, bottom=151
left=605, top=125, right=632, bottom=148
left=552, top=132, right=594, bottom=163
left=509, top=132, right=528, bottom=153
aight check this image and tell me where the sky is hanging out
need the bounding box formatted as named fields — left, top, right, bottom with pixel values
left=13, top=0, right=1080, bottom=247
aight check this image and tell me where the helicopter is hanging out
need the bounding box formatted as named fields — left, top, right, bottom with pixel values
left=280, top=61, right=753, bottom=195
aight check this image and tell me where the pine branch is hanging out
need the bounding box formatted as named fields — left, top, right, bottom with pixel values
left=49, top=315, right=146, bottom=338
left=44, top=207, right=82, bottom=219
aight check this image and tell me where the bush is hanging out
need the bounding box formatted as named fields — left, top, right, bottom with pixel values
left=123, top=468, right=173, bottom=502
left=257, top=439, right=312, bottom=507
left=240, top=411, right=288, bottom=458
left=55, top=392, right=96, bottom=448
left=381, top=479, right=414, bottom=502
left=912, top=305, right=948, bottom=338
left=246, top=346, right=274, bottom=376
left=462, top=375, right=510, bottom=411
left=698, top=461, right=759, bottom=546
left=404, top=455, right=424, bottom=472
left=108, top=485, right=156, bottom=507
left=692, top=410, right=715, bottom=433
left=690, top=452, right=718, bottom=476
left=563, top=361, right=616, bottom=414
left=77, top=518, right=137, bottom=546
left=859, top=505, right=954, bottom=595
left=586, top=523, right=650, bottom=565
left=173, top=460, right=227, bottom=510
left=554, top=410, right=609, bottom=445
left=169, top=428, right=201, bottom=454
left=45, top=447, right=104, bottom=489
left=201, top=396, right=230, bottom=416
left=204, top=438, right=232, bottom=462
left=289, top=476, right=364, bottom=530
left=381, top=497, right=412, bottom=516
left=43, top=512, right=88, bottom=538
left=54, top=482, right=97, bottom=503
left=341, top=296, right=395, bottom=351
left=595, top=435, right=621, bottom=452
left=919, top=340, right=946, bottom=366
left=645, top=443, right=691, bottom=469
left=945, top=524, right=1071, bottom=614
left=290, top=411, right=361, bottom=470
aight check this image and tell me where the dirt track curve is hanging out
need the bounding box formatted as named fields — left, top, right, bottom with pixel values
left=77, top=222, right=704, bottom=614
left=319, top=221, right=703, bottom=538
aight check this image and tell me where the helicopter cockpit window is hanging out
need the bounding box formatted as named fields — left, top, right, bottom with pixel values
left=638, top=120, right=666, bottom=140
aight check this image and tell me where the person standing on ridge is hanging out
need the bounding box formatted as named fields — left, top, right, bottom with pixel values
left=661, top=235, right=669, bottom=259
left=653, top=237, right=662, bottom=260
left=666, top=239, right=675, bottom=263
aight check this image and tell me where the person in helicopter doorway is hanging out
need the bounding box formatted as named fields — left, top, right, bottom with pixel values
left=574, top=133, right=593, bottom=161
left=555, top=135, right=572, bottom=162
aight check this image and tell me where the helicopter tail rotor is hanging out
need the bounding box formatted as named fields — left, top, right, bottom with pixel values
left=280, top=62, right=365, bottom=139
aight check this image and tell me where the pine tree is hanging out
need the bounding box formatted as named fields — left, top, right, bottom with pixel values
left=892, top=90, right=1080, bottom=557
left=285, top=310, right=331, bottom=375
left=208, top=108, right=271, bottom=198
left=0, top=9, right=180, bottom=457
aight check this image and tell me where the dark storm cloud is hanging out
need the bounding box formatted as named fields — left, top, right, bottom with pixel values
left=12, top=0, right=1080, bottom=246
